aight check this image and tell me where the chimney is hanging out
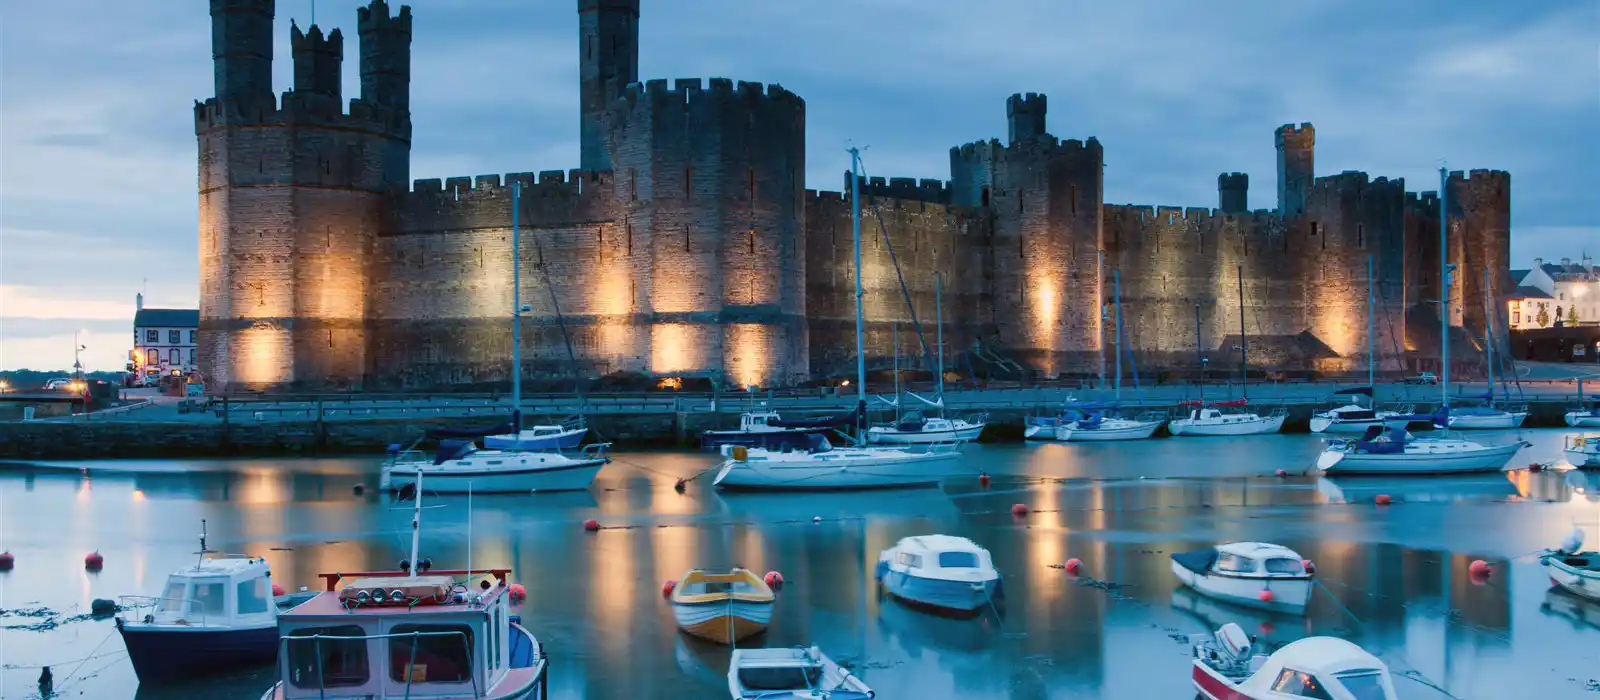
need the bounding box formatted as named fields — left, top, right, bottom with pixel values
left=1561, top=257, right=1572, bottom=266
left=136, top=292, right=144, bottom=311
left=1533, top=257, right=1543, bottom=268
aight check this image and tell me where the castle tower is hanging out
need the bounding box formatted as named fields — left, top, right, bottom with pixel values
left=1447, top=170, right=1511, bottom=343
left=1007, top=93, right=1047, bottom=145
left=198, top=0, right=412, bottom=391
left=1275, top=123, right=1314, bottom=217
left=210, top=0, right=274, bottom=103
left=291, top=22, right=342, bottom=101
left=579, top=0, right=640, bottom=172
left=1218, top=172, right=1248, bottom=213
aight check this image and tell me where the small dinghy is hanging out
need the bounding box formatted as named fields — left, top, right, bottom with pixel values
left=1566, top=434, right=1600, bottom=469
left=1170, top=542, right=1313, bottom=613
left=1540, top=529, right=1600, bottom=602
left=670, top=568, right=776, bottom=644
left=1567, top=400, right=1600, bottom=428
left=1192, top=623, right=1397, bottom=700
left=876, top=535, right=1001, bottom=614
left=727, top=646, right=874, bottom=699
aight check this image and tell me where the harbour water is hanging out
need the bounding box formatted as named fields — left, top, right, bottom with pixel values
left=1, top=430, right=1597, bottom=699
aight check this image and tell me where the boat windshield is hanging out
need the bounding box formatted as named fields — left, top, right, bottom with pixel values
left=1335, top=671, right=1389, bottom=700
left=739, top=665, right=822, bottom=690
left=1270, top=668, right=1334, bottom=699
left=938, top=551, right=980, bottom=568
left=389, top=623, right=475, bottom=683
left=158, top=578, right=187, bottom=612
left=1263, top=558, right=1302, bottom=575
left=1338, top=409, right=1377, bottom=420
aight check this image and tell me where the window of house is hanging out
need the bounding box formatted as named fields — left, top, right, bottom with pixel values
left=287, top=625, right=369, bottom=689
left=148, top=349, right=159, bottom=366
left=190, top=349, right=198, bottom=365
left=189, top=330, right=197, bottom=344
left=1513, top=311, right=1520, bottom=325
left=170, top=349, right=180, bottom=365
left=389, top=624, right=474, bottom=683
left=236, top=577, right=270, bottom=615
left=146, top=329, right=158, bottom=344
left=169, top=330, right=180, bottom=344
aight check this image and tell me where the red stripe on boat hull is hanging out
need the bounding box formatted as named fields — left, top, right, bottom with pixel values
left=1193, top=662, right=1255, bottom=700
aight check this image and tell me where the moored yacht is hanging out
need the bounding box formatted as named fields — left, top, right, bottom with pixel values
left=1309, top=394, right=1416, bottom=435
left=1054, top=405, right=1164, bottom=441
left=1169, top=400, right=1286, bottom=437
left=1315, top=426, right=1526, bottom=474
left=866, top=411, right=986, bottom=445
left=1566, top=434, right=1600, bottom=468
left=383, top=439, right=610, bottom=493
left=713, top=439, right=959, bottom=490
left=484, top=419, right=587, bottom=451
left=1568, top=400, right=1600, bottom=427
left=1441, top=400, right=1529, bottom=430
left=700, top=410, right=842, bottom=450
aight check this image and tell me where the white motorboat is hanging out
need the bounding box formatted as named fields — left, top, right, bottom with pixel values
left=115, top=542, right=314, bottom=682
left=1309, top=400, right=1417, bottom=434
left=1169, top=401, right=1286, bottom=437
left=1566, top=401, right=1600, bottom=427
left=1170, top=542, right=1313, bottom=613
left=1541, top=530, right=1600, bottom=602
left=727, top=646, right=874, bottom=699
left=1023, top=414, right=1062, bottom=440
left=875, top=535, right=1001, bottom=614
left=1315, top=427, right=1526, bottom=475
left=1191, top=623, right=1397, bottom=700
left=383, top=442, right=610, bottom=493
left=713, top=439, right=959, bottom=490
left=1567, top=434, right=1600, bottom=468
left=1055, top=412, right=1164, bottom=441
left=867, top=413, right=987, bottom=445
left=1443, top=403, right=1529, bottom=430
left=484, top=420, right=587, bottom=450
left=701, top=410, right=839, bottom=449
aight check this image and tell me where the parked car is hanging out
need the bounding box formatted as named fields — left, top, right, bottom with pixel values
left=1404, top=372, right=1438, bottom=385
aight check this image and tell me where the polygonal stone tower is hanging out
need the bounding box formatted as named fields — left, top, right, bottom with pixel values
left=579, top=0, right=639, bottom=172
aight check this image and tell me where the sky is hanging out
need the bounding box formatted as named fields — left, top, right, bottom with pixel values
left=1, top=0, right=1595, bottom=371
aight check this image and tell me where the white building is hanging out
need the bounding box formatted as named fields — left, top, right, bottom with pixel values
left=1508, top=256, right=1597, bottom=330
left=130, top=293, right=199, bottom=385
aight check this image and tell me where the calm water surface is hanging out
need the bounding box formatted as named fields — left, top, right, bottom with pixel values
left=2, top=430, right=1598, bottom=699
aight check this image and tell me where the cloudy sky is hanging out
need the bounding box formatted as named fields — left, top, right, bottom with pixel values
left=1, top=0, right=1595, bottom=371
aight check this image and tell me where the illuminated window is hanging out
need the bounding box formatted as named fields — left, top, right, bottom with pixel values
left=147, top=349, right=159, bottom=366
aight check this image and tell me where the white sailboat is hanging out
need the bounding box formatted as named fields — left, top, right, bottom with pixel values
left=1315, top=172, right=1525, bottom=475
left=1169, top=289, right=1285, bottom=437
left=1443, top=269, right=1528, bottom=429
left=867, top=274, right=987, bottom=445
left=714, top=149, right=961, bottom=490
left=1055, top=269, right=1164, bottom=441
left=382, top=182, right=607, bottom=493
left=1310, top=257, right=1419, bottom=434
left=1567, top=400, right=1600, bottom=428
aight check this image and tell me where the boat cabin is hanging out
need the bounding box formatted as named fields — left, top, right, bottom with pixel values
left=126, top=556, right=277, bottom=629
left=272, top=569, right=545, bottom=699
left=738, top=411, right=785, bottom=432
left=1176, top=542, right=1308, bottom=579
left=884, top=535, right=996, bottom=580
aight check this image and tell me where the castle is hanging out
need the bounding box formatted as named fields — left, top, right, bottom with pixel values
left=198, top=0, right=1510, bottom=392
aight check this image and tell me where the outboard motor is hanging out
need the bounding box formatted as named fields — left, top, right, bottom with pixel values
left=1214, top=623, right=1253, bottom=664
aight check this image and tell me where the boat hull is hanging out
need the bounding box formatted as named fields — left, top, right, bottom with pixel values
left=672, top=600, right=773, bottom=644
left=1447, top=412, right=1528, bottom=430
left=119, top=622, right=279, bottom=682
left=1567, top=413, right=1600, bottom=428
left=1023, top=423, right=1057, bottom=440
left=1543, top=553, right=1600, bottom=603
left=1056, top=420, right=1163, bottom=441
left=867, top=423, right=985, bottom=444
left=261, top=622, right=548, bottom=700
left=384, top=459, right=605, bottom=492
left=713, top=450, right=957, bottom=490
left=1567, top=447, right=1600, bottom=468
left=878, top=567, right=998, bottom=613
left=1170, top=561, right=1312, bottom=613
left=1192, top=661, right=1251, bottom=700
left=1317, top=441, right=1523, bottom=475
left=483, top=428, right=587, bottom=451
left=1170, top=414, right=1285, bottom=437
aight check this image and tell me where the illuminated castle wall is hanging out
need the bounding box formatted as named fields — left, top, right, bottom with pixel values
left=198, top=1, right=1510, bottom=391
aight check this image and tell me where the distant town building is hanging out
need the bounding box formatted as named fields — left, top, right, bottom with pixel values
left=131, top=293, right=199, bottom=385
left=1508, top=256, right=1597, bottom=330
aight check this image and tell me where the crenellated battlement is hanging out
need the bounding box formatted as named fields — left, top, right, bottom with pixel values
left=357, top=0, right=412, bottom=34
left=210, top=0, right=272, bottom=11
left=839, top=172, right=950, bottom=204
left=578, top=0, right=640, bottom=12
left=1274, top=122, right=1315, bottom=146
left=1007, top=92, right=1048, bottom=143
left=193, top=94, right=410, bottom=137
left=405, top=169, right=611, bottom=201
left=614, top=77, right=804, bottom=110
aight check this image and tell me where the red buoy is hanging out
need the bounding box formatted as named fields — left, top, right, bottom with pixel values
left=1010, top=503, right=1029, bottom=517
left=1064, top=558, right=1083, bottom=575
left=674, top=479, right=687, bottom=493
left=1257, top=589, right=1275, bottom=603
left=1302, top=559, right=1316, bottom=575
left=508, top=583, right=527, bottom=602
left=978, top=473, right=991, bottom=488
left=1274, top=469, right=1288, bottom=477
left=271, top=583, right=286, bottom=597
left=764, top=571, right=784, bottom=590
left=1374, top=494, right=1392, bottom=506
left=84, top=552, right=104, bottom=571
left=661, top=579, right=677, bottom=597
left=0, top=551, right=13, bottom=572
left=1468, top=559, right=1491, bottom=576
left=582, top=519, right=601, bottom=532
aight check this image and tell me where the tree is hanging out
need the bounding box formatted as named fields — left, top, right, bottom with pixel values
left=1536, top=304, right=1550, bottom=328
left=1569, top=305, right=1580, bottom=324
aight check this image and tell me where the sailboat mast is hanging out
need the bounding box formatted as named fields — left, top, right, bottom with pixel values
left=850, top=148, right=867, bottom=433
left=935, top=272, right=945, bottom=399
left=892, top=321, right=900, bottom=420
left=1439, top=167, right=1450, bottom=409
left=1113, top=268, right=1123, bottom=402
left=1194, top=302, right=1203, bottom=402
left=1237, top=265, right=1247, bottom=400
left=1367, top=254, right=1375, bottom=394
left=1482, top=268, right=1496, bottom=397
left=511, top=182, right=523, bottom=427
left=408, top=471, right=423, bottom=579
left=1098, top=250, right=1106, bottom=390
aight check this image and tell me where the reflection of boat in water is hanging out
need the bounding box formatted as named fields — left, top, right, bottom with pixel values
left=715, top=486, right=958, bottom=522
left=1170, top=587, right=1303, bottom=646
left=1540, top=588, right=1600, bottom=631
left=1315, top=474, right=1518, bottom=504
left=876, top=590, right=998, bottom=655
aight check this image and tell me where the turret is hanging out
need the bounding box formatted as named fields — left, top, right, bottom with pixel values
left=209, top=0, right=275, bottom=103
left=358, top=0, right=412, bottom=112
left=291, top=22, right=342, bottom=101
left=1275, top=123, right=1314, bottom=217
left=1007, top=93, right=1047, bottom=145
left=579, top=0, right=640, bottom=171
left=1218, top=172, right=1248, bottom=213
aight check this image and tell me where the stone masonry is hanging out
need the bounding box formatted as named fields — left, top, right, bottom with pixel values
left=198, top=1, right=1511, bottom=391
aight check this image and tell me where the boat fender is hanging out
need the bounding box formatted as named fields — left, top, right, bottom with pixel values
left=1374, top=494, right=1392, bottom=506
left=1010, top=503, right=1029, bottom=517
left=731, top=446, right=749, bottom=461
left=1257, top=589, right=1274, bottom=603
left=583, top=519, right=601, bottom=532
left=661, top=579, right=677, bottom=597
left=1302, top=560, right=1315, bottom=575
left=764, top=571, right=785, bottom=590
left=84, top=551, right=104, bottom=571
left=978, top=473, right=991, bottom=488
left=89, top=599, right=118, bottom=617
left=272, top=583, right=286, bottom=597
left=508, top=584, right=527, bottom=603
left=1468, top=559, right=1491, bottom=576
